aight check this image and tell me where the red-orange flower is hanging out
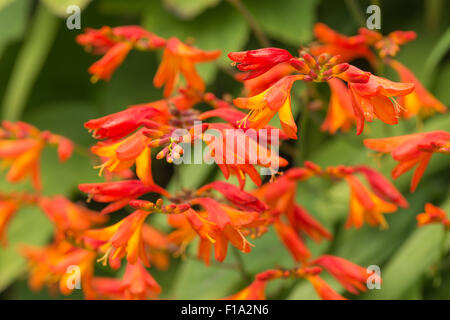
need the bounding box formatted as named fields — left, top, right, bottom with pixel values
left=311, top=255, right=378, bottom=295
left=364, top=130, right=450, bottom=191
left=228, top=48, right=293, bottom=80
left=338, top=66, right=415, bottom=134
left=417, top=203, right=450, bottom=228
left=321, top=78, right=355, bottom=134
left=84, top=209, right=152, bottom=267
left=311, top=23, right=377, bottom=67
left=202, top=123, right=288, bottom=188
left=21, top=239, right=97, bottom=299
left=389, top=60, right=447, bottom=118
left=0, top=199, right=19, bottom=246
left=0, top=121, right=73, bottom=190
left=79, top=180, right=170, bottom=215
left=39, top=196, right=107, bottom=237
left=233, top=75, right=304, bottom=139
left=306, top=275, right=347, bottom=300
left=92, top=262, right=161, bottom=300
left=77, top=25, right=165, bottom=82
left=91, top=129, right=154, bottom=186
left=153, top=37, right=220, bottom=97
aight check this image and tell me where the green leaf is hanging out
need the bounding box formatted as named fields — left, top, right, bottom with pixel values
left=41, top=0, right=91, bottom=17
left=423, top=26, right=450, bottom=86
left=0, top=0, right=31, bottom=59
left=0, top=207, right=53, bottom=291
left=142, top=0, right=249, bottom=83
left=246, top=0, right=319, bottom=45
left=163, top=0, right=222, bottom=20
left=1, top=3, right=59, bottom=121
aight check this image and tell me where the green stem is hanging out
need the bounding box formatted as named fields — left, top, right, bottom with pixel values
left=2, top=4, right=59, bottom=121
left=344, top=0, right=366, bottom=27
left=226, top=0, right=270, bottom=47
left=232, top=247, right=251, bottom=284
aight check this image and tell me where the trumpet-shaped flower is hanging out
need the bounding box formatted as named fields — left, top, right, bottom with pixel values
left=228, top=48, right=293, bottom=80
left=321, top=78, right=356, bottom=134
left=79, top=180, right=169, bottom=215
left=233, top=75, right=304, bottom=139
left=364, top=131, right=450, bottom=191
left=389, top=60, right=447, bottom=118
left=417, top=203, right=450, bottom=228
left=153, top=37, right=220, bottom=97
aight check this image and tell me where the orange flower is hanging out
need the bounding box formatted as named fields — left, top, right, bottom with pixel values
left=154, top=37, right=220, bottom=97
left=321, top=78, right=355, bottom=134
left=227, top=269, right=285, bottom=300
left=306, top=275, right=347, bottom=300
left=91, top=129, right=154, bottom=186
left=88, top=42, right=132, bottom=82
left=311, top=255, right=378, bottom=295
left=228, top=48, right=293, bottom=80
left=79, top=180, right=170, bottom=215
left=202, top=123, right=288, bottom=188
left=84, top=209, right=152, bottom=267
left=364, top=130, right=450, bottom=191
left=345, top=175, right=397, bottom=229
left=241, top=62, right=296, bottom=96
left=21, top=239, right=97, bottom=299
left=233, top=75, right=303, bottom=139
left=92, top=262, right=161, bottom=300
left=311, top=23, right=377, bottom=67
left=389, top=60, right=447, bottom=118
left=273, top=219, right=311, bottom=262
left=417, top=203, right=450, bottom=228
left=338, top=66, right=415, bottom=134
left=0, top=121, right=73, bottom=190
left=39, top=196, right=107, bottom=237
left=0, top=199, right=19, bottom=246
left=77, top=25, right=166, bottom=82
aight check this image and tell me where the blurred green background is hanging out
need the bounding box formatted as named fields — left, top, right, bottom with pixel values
left=0, top=0, right=449, bottom=299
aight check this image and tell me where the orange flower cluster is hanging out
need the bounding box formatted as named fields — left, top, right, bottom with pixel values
left=1, top=21, right=447, bottom=301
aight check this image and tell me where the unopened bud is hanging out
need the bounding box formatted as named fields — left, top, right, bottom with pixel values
left=289, top=58, right=310, bottom=74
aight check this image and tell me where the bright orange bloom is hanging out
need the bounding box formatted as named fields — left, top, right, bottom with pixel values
left=39, top=196, right=107, bottom=237
left=321, top=78, right=355, bottom=134
left=417, top=203, right=450, bottom=228
left=311, top=255, right=378, bottom=295
left=366, top=29, right=416, bottom=58
left=77, top=25, right=166, bottom=82
left=92, top=262, right=161, bottom=300
left=202, top=123, right=288, bottom=188
left=21, top=239, right=97, bottom=299
left=306, top=275, right=347, bottom=300
left=364, top=130, right=450, bottom=191
left=389, top=60, right=447, bottom=118
left=255, top=168, right=332, bottom=246
left=241, top=62, right=296, bottom=96
left=228, top=48, right=293, bottom=80
left=0, top=199, right=19, bottom=246
left=338, top=66, right=415, bottom=134
left=91, top=129, right=154, bottom=186
left=79, top=180, right=170, bottom=215
left=298, top=161, right=405, bottom=228
left=345, top=175, right=397, bottom=229
left=0, top=121, right=73, bottom=190
left=273, top=219, right=311, bottom=262
left=88, top=42, right=132, bottom=82
left=84, top=209, right=152, bottom=267
left=227, top=269, right=285, bottom=300
left=233, top=75, right=304, bottom=139
left=311, top=23, right=377, bottom=67
left=154, top=37, right=220, bottom=97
